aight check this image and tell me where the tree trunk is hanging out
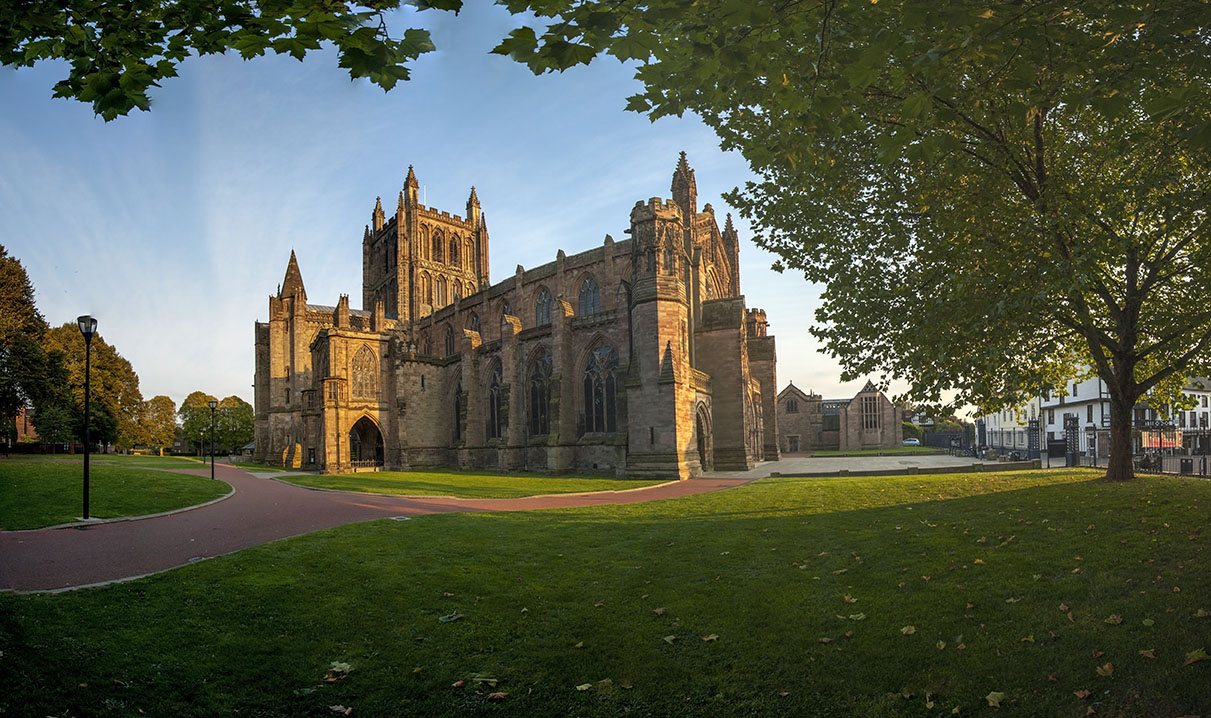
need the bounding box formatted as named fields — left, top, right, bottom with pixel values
left=1105, top=393, right=1136, bottom=481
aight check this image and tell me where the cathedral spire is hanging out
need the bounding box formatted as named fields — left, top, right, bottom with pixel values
left=722, top=213, right=738, bottom=246
left=372, top=196, right=385, bottom=231
left=405, top=164, right=418, bottom=190
left=280, top=249, right=306, bottom=299
left=403, top=165, right=419, bottom=207
left=466, top=185, right=482, bottom=227
left=671, top=151, right=697, bottom=223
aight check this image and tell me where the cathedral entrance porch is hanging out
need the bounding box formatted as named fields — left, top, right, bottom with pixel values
left=349, top=416, right=384, bottom=471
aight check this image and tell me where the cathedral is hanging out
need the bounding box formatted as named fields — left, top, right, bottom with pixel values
left=253, top=154, right=780, bottom=479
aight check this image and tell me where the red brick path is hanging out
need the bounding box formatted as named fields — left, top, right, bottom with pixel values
left=0, top=464, right=750, bottom=592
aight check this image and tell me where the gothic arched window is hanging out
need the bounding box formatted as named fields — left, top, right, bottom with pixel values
left=469, top=312, right=481, bottom=334
left=453, top=282, right=462, bottom=302
left=419, top=273, right=432, bottom=305
left=422, top=332, right=432, bottom=355
left=487, top=361, right=504, bottom=439
left=535, top=287, right=552, bottom=327
left=501, top=301, right=512, bottom=324
left=432, top=232, right=444, bottom=263
left=579, top=277, right=600, bottom=317
left=449, top=238, right=460, bottom=268
left=664, top=245, right=675, bottom=274
left=529, top=349, right=552, bottom=435
left=583, top=344, right=618, bottom=433
left=436, top=276, right=448, bottom=307
left=444, top=324, right=455, bottom=356
left=352, top=346, right=377, bottom=399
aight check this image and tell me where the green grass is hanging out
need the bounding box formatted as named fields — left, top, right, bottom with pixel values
left=0, top=459, right=230, bottom=530
left=3, top=469, right=1211, bottom=717
left=281, top=469, right=665, bottom=498
left=809, top=447, right=945, bottom=456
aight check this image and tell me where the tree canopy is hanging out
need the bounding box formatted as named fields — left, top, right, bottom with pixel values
left=0, top=245, right=66, bottom=445
left=141, top=395, right=178, bottom=452
left=215, top=395, right=254, bottom=453
left=0, top=0, right=459, bottom=120
left=178, top=391, right=219, bottom=454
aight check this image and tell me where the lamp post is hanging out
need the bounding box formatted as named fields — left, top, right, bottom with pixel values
left=208, top=399, right=218, bottom=481
left=76, top=315, right=97, bottom=519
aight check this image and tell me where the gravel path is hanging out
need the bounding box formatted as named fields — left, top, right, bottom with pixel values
left=0, top=463, right=750, bottom=593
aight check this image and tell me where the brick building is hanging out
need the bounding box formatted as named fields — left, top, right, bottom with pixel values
left=776, top=381, right=901, bottom=453
left=253, top=155, right=780, bottom=479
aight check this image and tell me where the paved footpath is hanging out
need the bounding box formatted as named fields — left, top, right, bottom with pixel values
left=0, top=463, right=750, bottom=593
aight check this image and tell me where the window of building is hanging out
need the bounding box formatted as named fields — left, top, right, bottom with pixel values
left=862, top=395, right=880, bottom=430
left=308, top=448, right=315, bottom=464
left=786, top=399, right=799, bottom=414
left=436, top=276, right=448, bottom=307
left=1203, top=396, right=1209, bottom=408
left=1048, top=408, right=1055, bottom=424
left=453, top=283, right=462, bottom=302
left=583, top=344, right=618, bottom=432
left=535, top=287, right=552, bottom=327
left=421, top=332, right=432, bottom=355
left=664, top=245, right=675, bottom=274
left=469, top=312, right=480, bottom=334
left=449, top=238, right=460, bottom=268
left=1072, top=382, right=1078, bottom=397
left=579, top=277, right=600, bottom=317
left=787, top=435, right=800, bottom=452
left=285, top=387, right=290, bottom=405
left=352, top=346, right=377, bottom=399
left=432, top=233, right=444, bottom=262
left=444, top=325, right=455, bottom=357
left=487, top=362, right=504, bottom=439
left=327, top=382, right=338, bottom=401
left=1179, top=412, right=1187, bottom=428
left=822, top=404, right=841, bottom=432
left=529, top=349, right=552, bottom=435
left=1087, top=405, right=1093, bottom=424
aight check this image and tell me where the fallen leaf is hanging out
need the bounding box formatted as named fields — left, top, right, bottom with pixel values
left=594, top=601, right=604, bottom=607
left=1142, top=618, right=1155, bottom=626
left=328, top=707, right=352, bottom=717
left=937, top=640, right=946, bottom=650
left=438, top=611, right=463, bottom=623
left=471, top=674, right=499, bottom=687
left=662, top=635, right=677, bottom=644
left=1195, top=608, right=1210, bottom=618
left=1095, top=662, right=1114, bottom=677
left=573, top=641, right=584, bottom=649
left=653, top=607, right=666, bottom=616
left=1091, top=649, right=1104, bottom=658
left=452, top=680, right=465, bottom=688
left=1067, top=612, right=1075, bottom=623
left=844, top=630, right=854, bottom=639
left=779, top=691, right=790, bottom=697
left=1059, top=603, right=1069, bottom=612
left=1105, top=615, right=1123, bottom=625
left=1185, top=648, right=1209, bottom=665
left=818, top=637, right=833, bottom=644
left=901, top=625, right=916, bottom=635
left=702, top=634, right=719, bottom=642
left=1005, top=597, right=1021, bottom=603
left=1020, top=635, right=1034, bottom=643
left=848, top=613, right=867, bottom=621
left=443, top=592, right=454, bottom=597
left=1139, top=649, right=1155, bottom=659
left=833, top=568, right=848, bottom=575
left=844, top=594, right=857, bottom=604
left=1074, top=689, right=1091, bottom=699
left=488, top=692, right=508, bottom=701
left=576, top=683, right=592, bottom=691
left=973, top=558, right=985, bottom=565
left=922, top=575, right=931, bottom=581
left=953, top=707, right=961, bottom=714
left=985, top=690, right=1005, bottom=707
left=1086, top=707, right=1096, bottom=715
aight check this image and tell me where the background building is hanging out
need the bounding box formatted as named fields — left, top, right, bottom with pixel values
left=776, top=380, right=901, bottom=453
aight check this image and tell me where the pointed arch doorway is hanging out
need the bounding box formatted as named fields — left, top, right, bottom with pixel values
left=349, top=416, right=384, bottom=470
left=696, top=406, right=713, bottom=472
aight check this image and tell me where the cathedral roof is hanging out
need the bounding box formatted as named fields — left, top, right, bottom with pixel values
left=280, top=250, right=305, bottom=298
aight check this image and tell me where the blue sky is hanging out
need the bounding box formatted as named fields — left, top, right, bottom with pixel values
left=0, top=4, right=878, bottom=409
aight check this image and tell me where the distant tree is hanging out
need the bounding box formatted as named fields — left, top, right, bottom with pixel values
left=178, top=391, right=218, bottom=456
left=42, top=323, right=145, bottom=451
left=901, top=422, right=923, bottom=441
left=140, top=395, right=177, bottom=454
left=33, top=404, right=73, bottom=453
left=215, top=396, right=254, bottom=454
left=0, top=245, right=58, bottom=447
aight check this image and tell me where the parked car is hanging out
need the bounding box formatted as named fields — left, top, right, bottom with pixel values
left=902, top=438, right=921, bottom=446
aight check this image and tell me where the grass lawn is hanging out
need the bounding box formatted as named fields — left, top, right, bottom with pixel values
left=282, top=469, right=666, bottom=498
left=3, top=469, right=1210, bottom=716
left=810, top=447, right=945, bottom=456
left=0, top=459, right=230, bottom=530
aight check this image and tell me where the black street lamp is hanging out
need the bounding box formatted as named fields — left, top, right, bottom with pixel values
left=208, top=399, right=218, bottom=481
left=76, top=315, right=97, bottom=519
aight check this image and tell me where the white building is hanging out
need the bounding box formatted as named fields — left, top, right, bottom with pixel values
left=977, top=376, right=1211, bottom=459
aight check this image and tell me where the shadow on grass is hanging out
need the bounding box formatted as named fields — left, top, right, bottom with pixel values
left=2, top=470, right=1208, bottom=717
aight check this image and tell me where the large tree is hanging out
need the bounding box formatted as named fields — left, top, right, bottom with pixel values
left=0, top=245, right=63, bottom=447
left=489, top=0, right=1211, bottom=481
left=179, top=391, right=219, bottom=456
left=43, top=323, right=145, bottom=450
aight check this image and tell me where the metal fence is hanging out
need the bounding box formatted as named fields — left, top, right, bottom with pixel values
left=1079, top=425, right=1211, bottom=477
